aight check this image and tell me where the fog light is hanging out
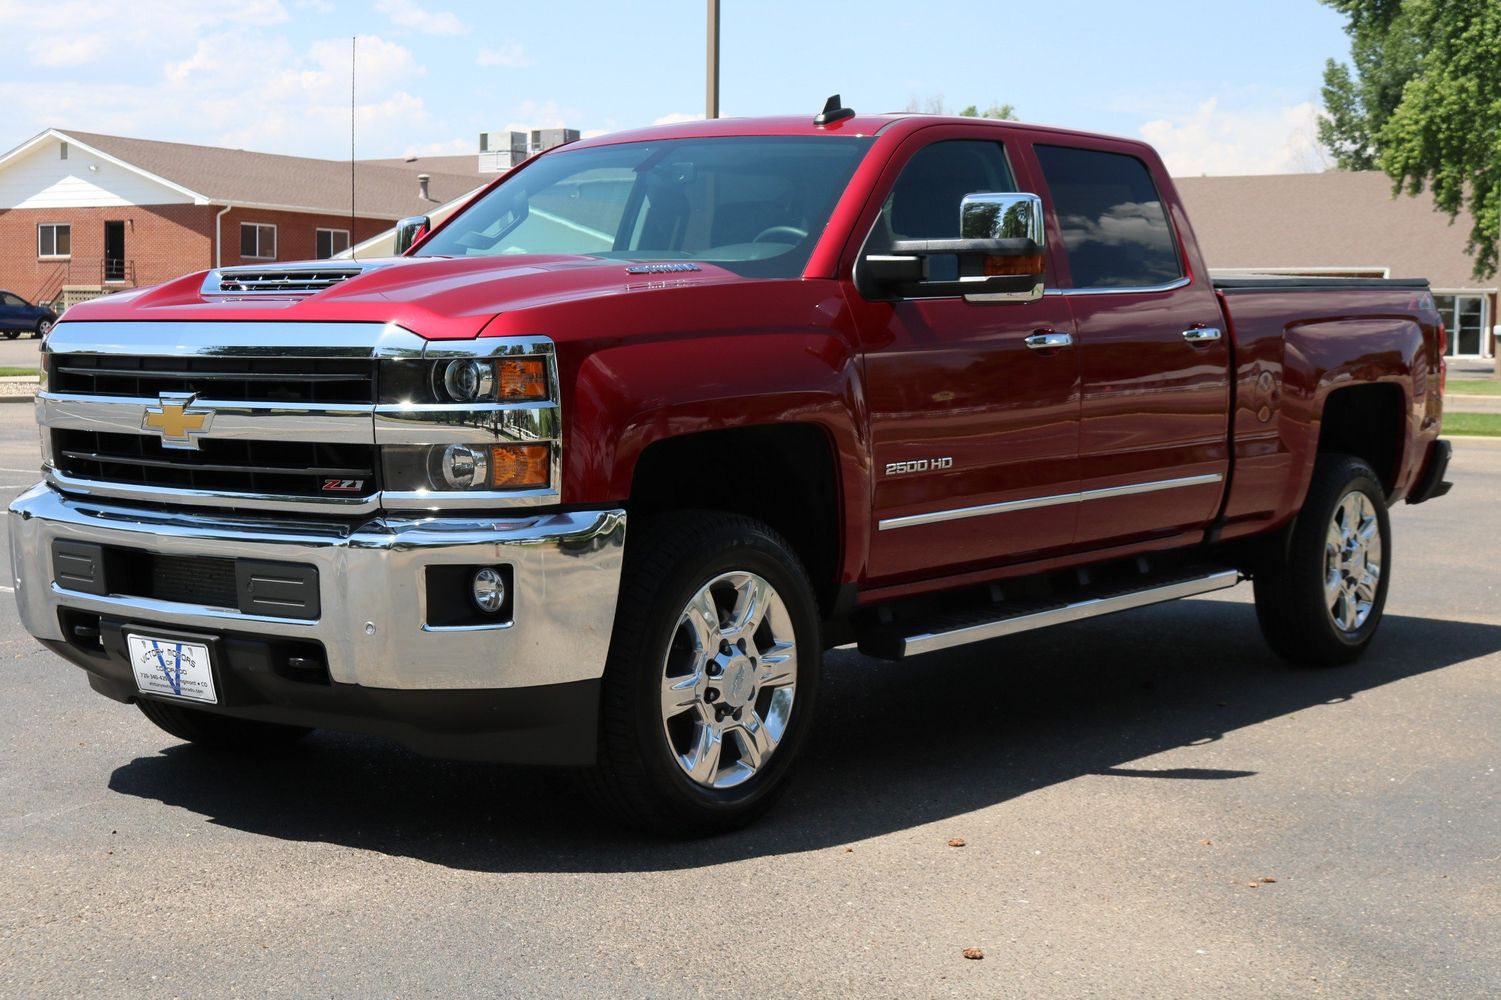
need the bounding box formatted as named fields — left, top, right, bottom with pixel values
left=471, top=567, right=506, bottom=614
left=442, top=359, right=495, bottom=402
left=439, top=443, right=488, bottom=489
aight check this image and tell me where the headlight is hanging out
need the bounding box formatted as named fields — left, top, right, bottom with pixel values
left=382, top=443, right=552, bottom=492
left=442, top=359, right=495, bottom=402
left=378, top=355, right=551, bottom=405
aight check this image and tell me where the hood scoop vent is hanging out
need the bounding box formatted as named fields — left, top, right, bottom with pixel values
left=203, top=261, right=367, bottom=296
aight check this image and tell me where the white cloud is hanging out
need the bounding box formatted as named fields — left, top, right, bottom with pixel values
left=27, top=34, right=108, bottom=67
left=1141, top=98, right=1329, bottom=176
left=402, top=137, right=473, bottom=158
left=652, top=112, right=703, bottom=126
left=375, top=0, right=465, bottom=36
left=475, top=42, right=532, bottom=68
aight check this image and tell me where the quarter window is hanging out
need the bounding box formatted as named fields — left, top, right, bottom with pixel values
left=1034, top=145, right=1182, bottom=289
left=38, top=224, right=71, bottom=258
left=315, top=228, right=350, bottom=259
left=240, top=223, right=276, bottom=260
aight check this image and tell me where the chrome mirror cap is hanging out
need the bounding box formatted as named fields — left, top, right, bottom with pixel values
left=959, top=192, right=1045, bottom=244
left=394, top=215, right=431, bottom=255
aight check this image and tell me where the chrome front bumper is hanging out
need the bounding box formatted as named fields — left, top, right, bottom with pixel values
left=8, top=484, right=626, bottom=691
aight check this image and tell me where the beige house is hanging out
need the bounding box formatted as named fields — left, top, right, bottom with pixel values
left=1175, top=170, right=1497, bottom=360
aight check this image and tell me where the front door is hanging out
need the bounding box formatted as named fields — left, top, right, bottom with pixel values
left=849, top=133, right=1081, bottom=585
left=1030, top=142, right=1229, bottom=549
left=104, top=221, right=125, bottom=283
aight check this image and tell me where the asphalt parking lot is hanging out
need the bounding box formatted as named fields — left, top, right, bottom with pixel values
left=0, top=403, right=1496, bottom=999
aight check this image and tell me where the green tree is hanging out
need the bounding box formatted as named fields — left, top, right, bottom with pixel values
left=959, top=102, right=1018, bottom=121
left=1378, top=0, right=1501, bottom=279
left=1321, top=0, right=1501, bottom=279
left=1317, top=1, right=1421, bottom=169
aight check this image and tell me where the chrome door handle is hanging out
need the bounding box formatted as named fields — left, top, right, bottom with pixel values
left=1182, top=327, right=1222, bottom=344
left=1025, top=332, right=1073, bottom=350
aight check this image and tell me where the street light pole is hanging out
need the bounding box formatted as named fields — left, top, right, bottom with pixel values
left=706, top=0, right=720, bottom=119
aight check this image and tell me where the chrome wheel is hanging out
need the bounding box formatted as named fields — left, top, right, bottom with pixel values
left=1324, top=490, right=1382, bottom=634
left=659, top=571, right=798, bottom=790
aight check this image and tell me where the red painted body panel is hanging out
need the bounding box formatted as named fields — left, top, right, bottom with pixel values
left=51, top=114, right=1446, bottom=602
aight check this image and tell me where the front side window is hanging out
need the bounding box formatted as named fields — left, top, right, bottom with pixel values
left=868, top=140, right=1015, bottom=250
left=316, top=228, right=350, bottom=259
left=417, top=136, right=871, bottom=278
left=240, top=223, right=276, bottom=260
left=1034, top=145, right=1182, bottom=289
left=2, top=293, right=25, bottom=307
left=38, top=224, right=70, bottom=258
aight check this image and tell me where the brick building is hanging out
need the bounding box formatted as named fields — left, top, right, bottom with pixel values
left=0, top=129, right=482, bottom=308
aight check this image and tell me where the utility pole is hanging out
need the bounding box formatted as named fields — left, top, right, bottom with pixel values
left=705, top=0, right=720, bottom=119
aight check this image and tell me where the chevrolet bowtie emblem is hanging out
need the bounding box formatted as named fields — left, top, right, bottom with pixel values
left=143, top=392, right=214, bottom=449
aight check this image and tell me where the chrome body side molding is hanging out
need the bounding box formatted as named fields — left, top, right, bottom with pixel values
left=878, top=473, right=1224, bottom=531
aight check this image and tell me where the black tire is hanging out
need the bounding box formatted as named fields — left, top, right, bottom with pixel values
left=2, top=330, right=17, bottom=340
left=591, top=511, right=821, bottom=835
left=136, top=698, right=312, bottom=751
left=1253, top=454, right=1391, bottom=666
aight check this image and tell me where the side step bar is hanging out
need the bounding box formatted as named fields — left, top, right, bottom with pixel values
left=868, top=569, right=1242, bottom=660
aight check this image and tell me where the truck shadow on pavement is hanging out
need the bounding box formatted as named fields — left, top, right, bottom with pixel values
left=107, top=600, right=1501, bottom=872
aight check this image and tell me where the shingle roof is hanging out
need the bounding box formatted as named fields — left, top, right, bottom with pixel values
left=1173, top=170, right=1497, bottom=291
left=62, top=129, right=484, bottom=220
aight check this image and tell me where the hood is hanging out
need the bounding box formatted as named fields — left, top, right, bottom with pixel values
left=58, top=254, right=749, bottom=340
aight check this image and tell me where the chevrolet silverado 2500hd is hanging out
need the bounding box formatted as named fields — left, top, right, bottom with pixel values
left=9, top=105, right=1452, bottom=833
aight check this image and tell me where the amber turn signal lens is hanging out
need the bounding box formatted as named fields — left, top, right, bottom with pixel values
left=983, top=254, right=1044, bottom=277
left=489, top=444, right=550, bottom=489
left=498, top=358, right=548, bottom=401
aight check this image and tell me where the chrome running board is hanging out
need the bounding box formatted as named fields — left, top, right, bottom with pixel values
left=869, top=569, right=1242, bottom=660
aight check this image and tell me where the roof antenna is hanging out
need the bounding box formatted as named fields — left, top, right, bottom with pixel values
left=814, top=94, right=855, bottom=127
left=350, top=35, right=357, bottom=258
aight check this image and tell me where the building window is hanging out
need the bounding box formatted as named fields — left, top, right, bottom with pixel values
left=315, top=228, right=350, bottom=259
left=240, top=223, right=277, bottom=260
left=59, top=142, right=68, bottom=161
left=38, top=224, right=71, bottom=258
left=1433, top=293, right=1491, bottom=358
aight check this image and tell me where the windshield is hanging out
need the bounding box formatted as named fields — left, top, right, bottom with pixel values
left=415, top=135, right=871, bottom=278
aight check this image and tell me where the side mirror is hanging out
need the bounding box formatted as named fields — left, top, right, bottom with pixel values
left=860, top=192, right=1046, bottom=303
left=394, top=215, right=431, bottom=255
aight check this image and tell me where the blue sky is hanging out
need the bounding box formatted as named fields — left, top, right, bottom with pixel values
left=0, top=0, right=1353, bottom=176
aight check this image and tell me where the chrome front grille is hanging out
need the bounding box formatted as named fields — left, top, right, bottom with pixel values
left=52, top=429, right=379, bottom=500
left=38, top=321, right=563, bottom=516
left=51, top=355, right=376, bottom=405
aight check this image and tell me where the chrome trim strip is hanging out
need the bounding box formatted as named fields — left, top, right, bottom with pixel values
left=44, top=320, right=428, bottom=358
left=878, top=473, right=1224, bottom=531
left=900, top=570, right=1241, bottom=657
left=373, top=401, right=560, bottom=446
left=1044, top=276, right=1191, bottom=297
left=41, top=393, right=375, bottom=444
left=43, top=469, right=381, bottom=515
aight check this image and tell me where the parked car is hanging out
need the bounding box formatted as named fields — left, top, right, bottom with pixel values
left=0, top=290, right=57, bottom=339
left=11, top=105, right=1451, bottom=834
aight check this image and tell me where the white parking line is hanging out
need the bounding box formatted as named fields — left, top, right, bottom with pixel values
left=0, top=586, right=13, bottom=593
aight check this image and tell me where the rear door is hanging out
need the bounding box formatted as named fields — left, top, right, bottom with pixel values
left=0, top=292, right=26, bottom=332
left=1030, top=142, right=1229, bottom=549
left=846, top=127, right=1081, bottom=584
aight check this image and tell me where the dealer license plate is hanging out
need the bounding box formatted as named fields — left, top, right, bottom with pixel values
left=127, top=634, right=218, bottom=704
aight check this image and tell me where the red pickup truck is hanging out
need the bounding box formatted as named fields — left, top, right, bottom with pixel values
left=10, top=105, right=1451, bottom=833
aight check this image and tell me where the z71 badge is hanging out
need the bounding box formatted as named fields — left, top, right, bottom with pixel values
left=885, top=458, right=954, bottom=476
left=321, top=479, right=366, bottom=493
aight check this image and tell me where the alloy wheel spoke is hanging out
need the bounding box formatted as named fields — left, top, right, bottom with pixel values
left=684, top=723, right=723, bottom=785
left=723, top=575, right=771, bottom=640
left=684, top=587, right=723, bottom=653
left=661, top=671, right=701, bottom=720
left=733, top=712, right=776, bottom=771
left=756, top=641, right=796, bottom=687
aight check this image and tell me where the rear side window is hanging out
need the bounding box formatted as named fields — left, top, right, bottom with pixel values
left=1034, top=145, right=1182, bottom=289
